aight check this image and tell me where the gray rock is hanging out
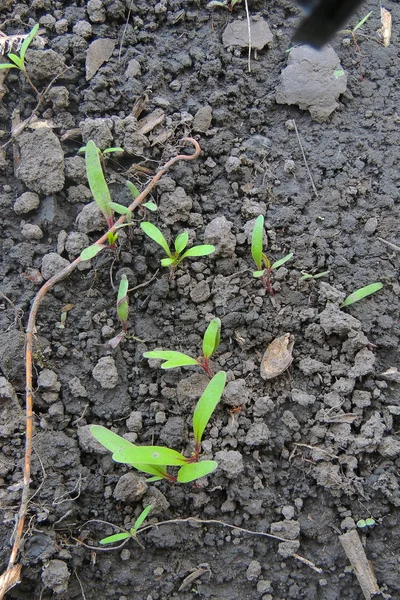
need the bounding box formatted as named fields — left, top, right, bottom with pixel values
left=37, top=369, right=61, bottom=392
left=65, top=231, right=91, bottom=257
left=87, top=0, right=106, bottom=22
left=159, top=416, right=186, bottom=447
left=41, top=560, right=70, bottom=594
left=282, top=505, right=295, bottom=520
left=193, top=106, right=212, bottom=132
left=190, top=280, right=211, bottom=304
left=276, top=46, right=347, bottom=121
left=215, top=450, right=244, bottom=478
left=47, top=86, right=69, bottom=111
left=16, top=129, right=65, bottom=194
left=77, top=425, right=108, bottom=454
left=291, top=389, right=316, bottom=406
left=0, top=377, right=24, bottom=437
left=349, top=348, right=376, bottom=378
left=65, top=156, right=87, bottom=183
left=73, top=20, right=93, bottom=38
left=319, top=304, right=361, bottom=336
left=342, top=330, right=370, bottom=355
left=378, top=437, right=400, bottom=458
left=92, top=356, right=119, bottom=389
left=225, top=156, right=241, bottom=173
left=281, top=411, right=300, bottom=432
left=14, top=191, right=40, bottom=214
left=68, top=377, right=88, bottom=397
left=126, top=411, right=143, bottom=432
left=352, top=390, right=372, bottom=408
left=26, top=49, right=66, bottom=80
left=144, top=487, right=170, bottom=515
left=67, top=183, right=92, bottom=204
left=318, top=282, right=346, bottom=304
left=125, top=58, right=141, bottom=78
left=298, top=357, right=330, bottom=375
left=0, top=331, right=26, bottom=387
left=223, top=378, right=250, bottom=407
left=331, top=377, right=355, bottom=395
left=246, top=560, right=262, bottom=581
left=177, top=373, right=210, bottom=402
left=76, top=201, right=106, bottom=233
left=113, top=472, right=148, bottom=502
left=158, top=187, right=192, bottom=224
left=41, top=253, right=70, bottom=280
left=364, top=216, right=378, bottom=234
left=245, top=422, right=270, bottom=446
left=21, top=223, right=43, bottom=240
left=204, top=216, right=236, bottom=258
left=223, top=18, right=273, bottom=50
left=80, top=117, right=113, bottom=149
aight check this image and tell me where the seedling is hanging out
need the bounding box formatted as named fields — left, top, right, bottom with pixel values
left=207, top=0, right=241, bottom=11
left=140, top=222, right=215, bottom=278
left=99, top=505, right=152, bottom=546
left=339, top=11, right=373, bottom=78
left=340, top=282, right=383, bottom=308
left=0, top=24, right=39, bottom=93
left=300, top=270, right=330, bottom=281
left=356, top=517, right=376, bottom=529
left=143, top=317, right=221, bottom=378
left=108, top=275, right=129, bottom=348
left=251, top=215, right=293, bottom=296
left=90, top=371, right=226, bottom=483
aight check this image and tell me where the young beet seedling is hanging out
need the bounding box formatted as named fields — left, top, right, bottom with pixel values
left=108, top=275, right=129, bottom=348
left=99, top=505, right=152, bottom=546
left=300, top=270, right=330, bottom=281
left=143, top=317, right=221, bottom=378
left=140, top=222, right=215, bottom=278
left=340, top=282, right=383, bottom=308
left=251, top=215, right=293, bottom=296
left=90, top=371, right=226, bottom=483
left=0, top=24, right=40, bottom=93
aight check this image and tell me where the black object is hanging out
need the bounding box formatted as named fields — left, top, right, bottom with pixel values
left=294, top=0, right=365, bottom=48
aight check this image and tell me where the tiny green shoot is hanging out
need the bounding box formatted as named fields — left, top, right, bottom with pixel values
left=143, top=317, right=221, bottom=378
left=0, top=24, right=39, bottom=72
left=90, top=371, right=226, bottom=483
left=300, top=270, right=330, bottom=281
left=108, top=274, right=129, bottom=348
left=99, top=505, right=152, bottom=545
left=356, top=517, right=376, bottom=529
left=339, top=11, right=373, bottom=79
left=140, top=221, right=215, bottom=277
left=251, top=215, right=293, bottom=296
left=340, top=282, right=383, bottom=308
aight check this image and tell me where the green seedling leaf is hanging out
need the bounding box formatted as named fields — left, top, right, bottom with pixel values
left=126, top=180, right=140, bottom=199
left=133, top=505, right=152, bottom=531
left=202, top=318, right=221, bottom=359
left=131, top=463, right=170, bottom=480
left=140, top=222, right=172, bottom=258
left=20, top=23, right=39, bottom=61
left=117, top=274, right=129, bottom=323
left=100, top=532, right=130, bottom=545
left=85, top=140, right=113, bottom=220
left=7, top=54, right=23, bottom=69
left=115, top=445, right=187, bottom=466
left=174, top=231, right=189, bottom=255
left=143, top=350, right=199, bottom=369
left=357, top=519, right=367, bottom=528
left=251, top=215, right=264, bottom=271
left=271, top=253, right=294, bottom=270
left=161, top=257, right=175, bottom=267
left=365, top=517, right=376, bottom=526
left=177, top=460, right=218, bottom=483
left=341, top=282, right=383, bottom=308
left=80, top=244, right=105, bottom=261
left=102, top=147, right=124, bottom=154
left=107, top=231, right=118, bottom=246
left=353, top=11, right=373, bottom=32
left=0, top=63, right=19, bottom=69
left=193, top=371, right=226, bottom=445
left=253, top=270, right=265, bottom=278
left=333, top=69, right=345, bottom=79
left=313, top=270, right=330, bottom=279
left=109, top=202, right=131, bottom=215
left=90, top=425, right=136, bottom=455
left=143, top=201, right=157, bottom=211
left=180, top=245, right=215, bottom=259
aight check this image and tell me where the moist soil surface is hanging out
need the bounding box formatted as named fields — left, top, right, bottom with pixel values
left=0, top=1, right=399, bottom=599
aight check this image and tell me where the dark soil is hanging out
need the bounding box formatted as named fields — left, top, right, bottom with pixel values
left=1, top=0, right=399, bottom=599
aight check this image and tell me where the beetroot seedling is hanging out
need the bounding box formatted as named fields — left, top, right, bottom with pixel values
left=99, top=505, right=152, bottom=546
left=251, top=215, right=293, bottom=296
left=140, top=222, right=215, bottom=278
left=108, top=275, right=129, bottom=348
left=340, top=282, right=383, bottom=308
left=90, top=371, right=226, bottom=484
left=143, top=317, right=221, bottom=378
left=0, top=24, right=40, bottom=94
left=300, top=270, right=330, bottom=281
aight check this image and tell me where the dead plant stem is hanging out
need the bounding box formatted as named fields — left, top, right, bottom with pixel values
left=292, top=120, right=318, bottom=197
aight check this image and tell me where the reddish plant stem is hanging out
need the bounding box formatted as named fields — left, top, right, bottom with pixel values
left=0, top=138, right=201, bottom=599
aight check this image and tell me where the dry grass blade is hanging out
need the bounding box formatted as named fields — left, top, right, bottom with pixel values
left=339, top=530, right=381, bottom=599
left=0, top=565, right=22, bottom=598
left=380, top=7, right=392, bottom=47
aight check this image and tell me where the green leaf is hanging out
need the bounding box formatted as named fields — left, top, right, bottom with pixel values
left=174, top=231, right=189, bottom=255
left=131, top=463, right=170, bottom=479
left=180, top=245, right=215, bottom=260
left=90, top=425, right=136, bottom=456
left=299, top=273, right=313, bottom=281
left=133, top=505, right=152, bottom=531
left=340, top=282, right=383, bottom=308
left=85, top=140, right=113, bottom=220
left=0, top=63, right=19, bottom=69
left=313, top=270, right=330, bottom=279
left=102, top=147, right=124, bottom=154
left=115, top=445, right=187, bottom=466
left=143, top=350, right=199, bottom=369
left=100, top=532, right=130, bottom=545
left=161, top=257, right=175, bottom=267
left=126, top=180, right=140, bottom=199
left=271, top=253, right=294, bottom=270
left=80, top=244, right=105, bottom=261
left=177, top=460, right=218, bottom=483
left=357, top=519, right=367, bottom=528
left=251, top=215, right=264, bottom=271
left=202, top=318, right=221, bottom=359
left=117, top=274, right=129, bottom=323
left=143, top=201, right=157, bottom=211
left=109, top=202, right=131, bottom=215
left=353, top=11, right=373, bottom=32
left=20, top=23, right=39, bottom=61
left=7, top=54, right=23, bottom=69
left=253, top=270, right=265, bottom=278
left=193, top=371, right=226, bottom=445
left=140, top=222, right=172, bottom=258
left=365, top=517, right=376, bottom=527
left=107, top=231, right=118, bottom=245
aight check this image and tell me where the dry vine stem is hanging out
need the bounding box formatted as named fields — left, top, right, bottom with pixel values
left=0, top=137, right=201, bottom=599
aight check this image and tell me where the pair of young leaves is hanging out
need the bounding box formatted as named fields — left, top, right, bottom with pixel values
left=91, top=370, right=226, bottom=483
left=0, top=24, right=39, bottom=72
left=251, top=215, right=293, bottom=278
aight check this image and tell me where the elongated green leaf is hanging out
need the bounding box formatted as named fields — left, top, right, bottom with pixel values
left=180, top=245, right=215, bottom=260
left=117, top=274, right=129, bottom=323
left=253, top=270, right=265, bottom=278
left=251, top=215, right=264, bottom=270
left=140, top=222, right=172, bottom=257
left=85, top=140, right=113, bottom=219
left=202, top=318, right=221, bottom=359
left=102, top=147, right=124, bottom=154
left=80, top=244, right=105, bottom=261
left=20, top=23, right=39, bottom=61
left=109, top=202, right=131, bottom=215
left=177, top=460, right=218, bottom=483
left=161, top=257, right=175, bottom=267
left=146, top=475, right=165, bottom=482
left=341, top=282, right=383, bottom=308
left=0, top=63, right=18, bottom=69
left=133, top=505, right=152, bottom=531
left=131, top=463, right=169, bottom=479
left=126, top=180, right=140, bottom=199
left=193, top=371, right=226, bottom=445
left=271, top=253, right=294, bottom=270
left=7, top=54, right=23, bottom=69
left=90, top=425, right=136, bottom=455
left=100, top=532, right=130, bottom=545
left=175, top=231, right=188, bottom=255
left=143, top=201, right=157, bottom=211
left=353, top=11, right=373, bottom=31
left=115, top=445, right=187, bottom=466
left=143, top=350, right=199, bottom=368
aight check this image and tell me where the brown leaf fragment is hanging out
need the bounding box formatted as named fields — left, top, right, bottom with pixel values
left=0, top=564, right=22, bottom=597
left=380, top=7, right=392, bottom=47
left=339, top=530, right=381, bottom=600
left=381, top=366, right=400, bottom=383
left=260, top=333, right=294, bottom=380
left=137, top=109, right=165, bottom=135
left=85, top=38, right=116, bottom=81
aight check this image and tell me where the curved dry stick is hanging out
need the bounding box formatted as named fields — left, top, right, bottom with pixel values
left=0, top=138, right=201, bottom=599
